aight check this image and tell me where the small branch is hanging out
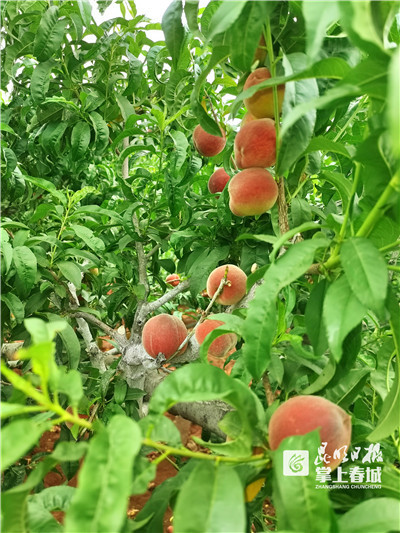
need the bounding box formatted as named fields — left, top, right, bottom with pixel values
left=262, top=373, right=275, bottom=407
left=145, top=242, right=162, bottom=260
left=277, top=177, right=289, bottom=236
left=70, top=312, right=128, bottom=348
left=145, top=280, right=191, bottom=315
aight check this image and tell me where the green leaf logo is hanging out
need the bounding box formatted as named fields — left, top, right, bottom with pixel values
left=289, top=453, right=304, bottom=473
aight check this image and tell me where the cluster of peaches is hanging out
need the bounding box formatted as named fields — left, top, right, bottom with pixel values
left=193, top=67, right=284, bottom=217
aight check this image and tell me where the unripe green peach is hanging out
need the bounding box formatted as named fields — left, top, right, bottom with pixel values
left=234, top=118, right=276, bottom=169
left=228, top=168, right=278, bottom=216
left=268, top=395, right=352, bottom=470
left=208, top=168, right=230, bottom=194
left=142, top=314, right=187, bottom=359
left=195, top=319, right=237, bottom=358
left=206, top=264, right=247, bottom=305
left=193, top=125, right=226, bottom=157
left=244, top=68, right=285, bottom=119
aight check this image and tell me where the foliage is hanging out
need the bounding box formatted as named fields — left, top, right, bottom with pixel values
left=1, top=1, right=400, bottom=532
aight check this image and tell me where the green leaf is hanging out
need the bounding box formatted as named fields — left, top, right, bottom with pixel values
left=338, top=498, right=400, bottom=533
left=190, top=45, right=230, bottom=136
left=228, top=2, right=275, bottom=71
left=303, top=1, right=339, bottom=62
left=77, top=0, right=92, bottom=27
left=173, top=462, right=246, bottom=533
left=305, top=279, right=329, bottom=356
left=305, top=136, right=351, bottom=159
left=184, top=0, right=199, bottom=36
left=1, top=122, right=18, bottom=135
left=70, top=186, right=97, bottom=207
left=89, top=111, right=109, bottom=153
left=161, top=0, right=186, bottom=70
left=13, top=246, right=37, bottom=297
left=57, top=261, right=82, bottom=289
left=64, top=416, right=141, bottom=533
left=71, top=121, right=91, bottom=160
left=338, top=1, right=387, bottom=58
left=23, top=175, right=67, bottom=205
left=318, top=171, right=352, bottom=212
left=28, top=486, right=76, bottom=533
left=269, top=222, right=322, bottom=262
left=278, top=53, right=319, bottom=174
left=207, top=1, right=246, bottom=40
left=387, top=48, right=400, bottom=158
left=323, top=275, right=367, bottom=362
left=326, top=368, right=371, bottom=409
left=0, top=403, right=43, bottom=419
left=30, top=60, right=55, bottom=104
left=115, top=93, right=135, bottom=121
left=243, top=239, right=329, bottom=380
left=149, top=364, right=266, bottom=456
left=272, top=432, right=333, bottom=533
left=70, top=224, right=105, bottom=253
left=34, top=6, right=67, bottom=62
left=341, top=238, right=388, bottom=315
left=24, top=317, right=67, bottom=344
left=1, top=293, right=24, bottom=323
left=57, top=322, right=81, bottom=370
left=1, top=419, right=50, bottom=472
left=40, top=121, right=68, bottom=153
left=170, top=130, right=188, bottom=171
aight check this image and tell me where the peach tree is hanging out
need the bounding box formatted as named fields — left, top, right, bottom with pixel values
left=1, top=1, right=399, bottom=532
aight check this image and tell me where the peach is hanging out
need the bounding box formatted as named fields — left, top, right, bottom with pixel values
left=193, top=124, right=226, bottom=157
left=195, top=319, right=237, bottom=358
left=208, top=168, right=230, bottom=194
left=166, top=274, right=180, bottom=287
left=268, top=395, right=352, bottom=470
left=234, top=118, right=276, bottom=169
left=228, top=168, right=278, bottom=216
left=142, top=314, right=187, bottom=359
left=244, top=68, right=285, bottom=119
left=206, top=264, right=247, bottom=305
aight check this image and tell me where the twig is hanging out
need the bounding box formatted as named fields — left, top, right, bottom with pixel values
left=70, top=312, right=128, bottom=348
left=262, top=373, right=275, bottom=407
left=168, top=272, right=229, bottom=362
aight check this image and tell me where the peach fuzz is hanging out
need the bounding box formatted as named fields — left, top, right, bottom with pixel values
left=228, top=168, right=278, bottom=217
left=268, top=395, right=352, bottom=470
left=208, top=168, right=230, bottom=194
left=142, top=314, right=187, bottom=359
left=244, top=68, right=285, bottom=119
left=193, top=124, right=226, bottom=157
left=206, top=264, right=247, bottom=305
left=165, top=274, right=180, bottom=287
left=234, top=118, right=276, bottom=169
left=195, top=319, right=237, bottom=358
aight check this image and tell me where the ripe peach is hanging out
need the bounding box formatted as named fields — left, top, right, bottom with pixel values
left=166, top=274, right=180, bottom=287
left=208, top=168, right=230, bottom=194
left=234, top=118, right=276, bottom=169
left=206, top=264, right=247, bottom=305
left=195, top=319, right=237, bottom=358
left=244, top=68, right=285, bottom=119
left=142, top=314, right=187, bottom=359
left=193, top=125, right=226, bottom=157
left=228, top=168, right=278, bottom=216
left=268, top=395, right=352, bottom=470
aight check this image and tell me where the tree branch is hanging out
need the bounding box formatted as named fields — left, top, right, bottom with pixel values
left=70, top=312, right=128, bottom=348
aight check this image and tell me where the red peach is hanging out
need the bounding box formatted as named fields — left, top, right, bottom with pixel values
left=234, top=118, right=276, bottom=169
left=142, top=314, right=187, bottom=359
left=193, top=125, right=226, bottom=157
left=195, top=319, right=237, bottom=358
left=228, top=168, right=278, bottom=216
left=208, top=168, right=230, bottom=194
left=166, top=274, right=180, bottom=287
left=244, top=68, right=285, bottom=119
left=206, top=264, right=247, bottom=305
left=268, top=395, right=352, bottom=471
